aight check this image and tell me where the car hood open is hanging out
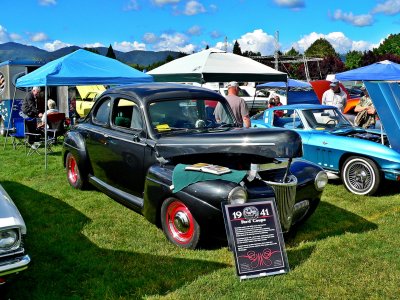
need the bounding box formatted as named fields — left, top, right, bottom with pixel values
left=154, top=127, right=303, bottom=160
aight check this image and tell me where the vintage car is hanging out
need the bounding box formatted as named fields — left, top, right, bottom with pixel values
left=62, top=83, right=328, bottom=249
left=0, top=184, right=30, bottom=283
left=251, top=104, right=400, bottom=196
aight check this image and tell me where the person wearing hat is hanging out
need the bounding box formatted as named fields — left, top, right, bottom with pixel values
left=354, top=85, right=376, bottom=128
left=322, top=79, right=347, bottom=112
left=214, top=81, right=251, bottom=128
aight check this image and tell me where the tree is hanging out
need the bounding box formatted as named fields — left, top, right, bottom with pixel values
left=106, top=44, right=117, bottom=59
left=233, top=40, right=242, bottom=55
left=345, top=51, right=363, bottom=69
left=305, top=38, right=337, bottom=58
left=376, top=33, right=400, bottom=56
left=83, top=47, right=99, bottom=54
left=205, top=45, right=209, bottom=50
left=285, top=47, right=300, bottom=56
left=242, top=50, right=261, bottom=57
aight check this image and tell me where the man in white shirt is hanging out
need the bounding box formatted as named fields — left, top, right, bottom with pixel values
left=322, top=79, right=347, bottom=112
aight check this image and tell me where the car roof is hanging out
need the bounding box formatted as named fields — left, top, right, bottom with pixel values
left=103, top=82, right=226, bottom=104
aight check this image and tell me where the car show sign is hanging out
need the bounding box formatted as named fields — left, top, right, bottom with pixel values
left=223, top=199, right=289, bottom=280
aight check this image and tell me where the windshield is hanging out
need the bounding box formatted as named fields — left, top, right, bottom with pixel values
left=148, top=98, right=236, bottom=133
left=301, top=108, right=353, bottom=130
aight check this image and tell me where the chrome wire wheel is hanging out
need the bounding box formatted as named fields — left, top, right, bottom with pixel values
left=342, top=156, right=380, bottom=196
left=161, top=198, right=200, bottom=249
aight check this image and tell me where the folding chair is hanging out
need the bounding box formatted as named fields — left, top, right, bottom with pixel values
left=24, top=118, right=44, bottom=156
left=9, top=118, right=25, bottom=150
left=45, top=113, right=66, bottom=149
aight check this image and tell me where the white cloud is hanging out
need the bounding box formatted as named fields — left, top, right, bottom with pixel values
left=143, top=32, right=158, bottom=44
left=113, top=41, right=146, bottom=52
left=152, top=32, right=196, bottom=53
left=124, top=0, right=140, bottom=11
left=81, top=42, right=105, bottom=48
left=210, top=30, right=222, bottom=39
left=187, top=25, right=202, bottom=36
left=184, top=1, right=206, bottom=15
left=0, top=25, right=10, bottom=43
left=273, top=0, right=305, bottom=9
left=152, top=0, right=180, bottom=6
left=372, top=0, right=400, bottom=15
left=31, top=32, right=48, bottom=42
left=214, top=41, right=232, bottom=52
left=10, top=33, right=22, bottom=41
left=333, top=10, right=374, bottom=26
left=237, top=29, right=276, bottom=55
left=44, top=40, right=72, bottom=51
left=39, top=0, right=57, bottom=6
left=290, top=31, right=376, bottom=54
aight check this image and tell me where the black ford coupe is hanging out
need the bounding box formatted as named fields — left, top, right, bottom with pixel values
left=63, top=83, right=328, bottom=249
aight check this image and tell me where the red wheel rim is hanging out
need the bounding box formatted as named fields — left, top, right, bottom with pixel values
left=67, top=155, right=78, bottom=184
left=165, top=200, right=194, bottom=244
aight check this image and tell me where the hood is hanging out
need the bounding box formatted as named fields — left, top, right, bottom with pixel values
left=364, top=82, right=400, bottom=153
left=155, top=127, right=303, bottom=161
left=0, top=184, right=26, bottom=233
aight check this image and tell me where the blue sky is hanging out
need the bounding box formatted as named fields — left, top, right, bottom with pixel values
left=1, top=0, right=399, bottom=55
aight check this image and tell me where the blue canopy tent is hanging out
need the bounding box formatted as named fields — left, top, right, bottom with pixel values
left=335, top=60, right=400, bottom=81
left=335, top=60, right=400, bottom=152
left=256, top=78, right=319, bottom=105
left=8, top=49, right=153, bottom=168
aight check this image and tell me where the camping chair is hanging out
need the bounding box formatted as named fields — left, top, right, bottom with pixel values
left=25, top=118, right=44, bottom=156
left=45, top=113, right=66, bottom=147
left=9, top=118, right=25, bottom=150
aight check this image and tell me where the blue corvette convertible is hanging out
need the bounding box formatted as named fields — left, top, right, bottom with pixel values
left=251, top=104, right=400, bottom=195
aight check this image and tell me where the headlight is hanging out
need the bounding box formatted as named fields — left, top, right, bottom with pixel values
left=228, top=186, right=248, bottom=204
left=315, top=171, right=328, bottom=191
left=0, top=229, right=20, bottom=252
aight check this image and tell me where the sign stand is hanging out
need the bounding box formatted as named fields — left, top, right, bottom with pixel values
left=223, top=198, right=290, bottom=280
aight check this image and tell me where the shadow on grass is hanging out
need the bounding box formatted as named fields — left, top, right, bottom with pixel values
left=1, top=181, right=228, bottom=300
left=284, top=201, right=377, bottom=269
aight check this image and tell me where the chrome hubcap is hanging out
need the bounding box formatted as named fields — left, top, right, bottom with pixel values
left=174, top=211, right=190, bottom=233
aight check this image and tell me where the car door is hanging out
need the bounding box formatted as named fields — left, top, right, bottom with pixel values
left=85, top=96, right=146, bottom=196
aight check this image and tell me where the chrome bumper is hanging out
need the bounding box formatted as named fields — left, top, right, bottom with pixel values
left=0, top=254, right=31, bottom=277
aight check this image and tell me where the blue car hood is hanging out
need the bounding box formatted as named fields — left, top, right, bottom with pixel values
left=364, top=82, right=400, bottom=152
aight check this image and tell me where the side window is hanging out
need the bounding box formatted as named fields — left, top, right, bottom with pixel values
left=112, top=98, right=143, bottom=130
left=93, top=98, right=111, bottom=125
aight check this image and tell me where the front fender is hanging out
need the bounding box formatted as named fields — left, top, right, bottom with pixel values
left=62, top=131, right=91, bottom=176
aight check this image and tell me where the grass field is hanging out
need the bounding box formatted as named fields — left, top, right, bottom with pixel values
left=0, top=137, right=399, bottom=300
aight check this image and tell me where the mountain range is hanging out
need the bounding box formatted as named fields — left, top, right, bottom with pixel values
left=0, top=42, right=182, bottom=66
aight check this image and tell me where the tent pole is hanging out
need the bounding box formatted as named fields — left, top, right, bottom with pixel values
left=3, top=86, right=17, bottom=150
left=45, top=86, right=48, bottom=169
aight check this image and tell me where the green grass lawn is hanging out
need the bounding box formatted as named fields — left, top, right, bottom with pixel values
left=0, top=136, right=399, bottom=299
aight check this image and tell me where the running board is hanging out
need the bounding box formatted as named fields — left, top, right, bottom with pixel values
left=89, top=175, right=144, bottom=213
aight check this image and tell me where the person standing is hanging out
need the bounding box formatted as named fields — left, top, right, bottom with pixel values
left=215, top=81, right=251, bottom=128
left=354, top=85, right=376, bottom=128
left=322, top=80, right=347, bottom=112
left=22, top=86, right=43, bottom=118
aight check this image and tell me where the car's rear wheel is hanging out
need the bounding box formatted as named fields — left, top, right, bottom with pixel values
left=161, top=198, right=200, bottom=249
left=342, top=156, right=380, bottom=196
left=66, top=152, right=86, bottom=190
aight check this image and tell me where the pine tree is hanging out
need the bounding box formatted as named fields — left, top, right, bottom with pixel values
left=233, top=40, right=242, bottom=55
left=106, top=44, right=117, bottom=59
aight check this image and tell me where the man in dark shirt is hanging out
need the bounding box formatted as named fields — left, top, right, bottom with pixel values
left=22, top=86, right=43, bottom=118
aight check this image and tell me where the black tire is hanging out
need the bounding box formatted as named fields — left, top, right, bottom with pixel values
left=161, top=198, right=200, bottom=249
left=66, top=152, right=86, bottom=190
left=342, top=156, right=381, bottom=196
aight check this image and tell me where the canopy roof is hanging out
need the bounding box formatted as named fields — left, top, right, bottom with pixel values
left=16, top=49, right=153, bottom=87
left=257, top=78, right=311, bottom=89
left=147, top=48, right=287, bottom=83
left=335, top=60, right=400, bottom=81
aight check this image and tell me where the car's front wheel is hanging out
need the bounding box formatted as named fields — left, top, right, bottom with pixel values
left=66, top=152, right=86, bottom=190
left=342, top=156, right=380, bottom=196
left=161, top=198, right=200, bottom=249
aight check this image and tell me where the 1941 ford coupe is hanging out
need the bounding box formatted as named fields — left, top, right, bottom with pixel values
left=63, top=83, right=328, bottom=249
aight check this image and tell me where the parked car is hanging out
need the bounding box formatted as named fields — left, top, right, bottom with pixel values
left=0, top=184, right=30, bottom=283
left=63, top=83, right=328, bottom=249
left=251, top=104, right=400, bottom=196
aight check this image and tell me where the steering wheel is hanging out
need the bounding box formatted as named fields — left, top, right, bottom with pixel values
left=325, top=119, right=337, bottom=125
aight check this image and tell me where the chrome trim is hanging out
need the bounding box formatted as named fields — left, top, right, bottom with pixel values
left=264, top=175, right=297, bottom=232
left=250, top=160, right=288, bottom=172
left=0, top=254, right=30, bottom=276
left=86, top=128, right=147, bottom=146
left=159, top=142, right=275, bottom=147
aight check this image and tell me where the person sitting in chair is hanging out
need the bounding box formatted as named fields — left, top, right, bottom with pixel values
left=39, top=99, right=58, bottom=128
